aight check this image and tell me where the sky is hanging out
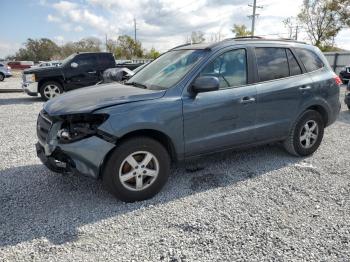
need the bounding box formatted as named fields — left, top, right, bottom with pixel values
left=0, top=0, right=349, bottom=58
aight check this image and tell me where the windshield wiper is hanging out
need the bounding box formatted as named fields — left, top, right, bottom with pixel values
left=125, top=82, right=148, bottom=89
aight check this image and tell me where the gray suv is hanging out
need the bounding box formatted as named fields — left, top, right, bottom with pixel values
left=36, top=38, right=341, bottom=202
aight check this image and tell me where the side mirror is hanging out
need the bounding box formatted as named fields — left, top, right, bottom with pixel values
left=192, top=76, right=220, bottom=93
left=71, top=62, right=78, bottom=68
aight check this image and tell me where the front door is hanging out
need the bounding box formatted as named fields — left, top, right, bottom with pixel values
left=182, top=48, right=257, bottom=157
left=64, top=53, right=100, bottom=90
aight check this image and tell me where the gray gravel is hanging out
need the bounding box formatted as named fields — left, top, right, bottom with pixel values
left=0, top=83, right=349, bottom=261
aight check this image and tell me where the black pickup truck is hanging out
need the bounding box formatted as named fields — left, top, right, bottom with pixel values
left=22, top=52, right=140, bottom=101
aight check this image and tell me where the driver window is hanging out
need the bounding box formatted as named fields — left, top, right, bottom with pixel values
left=200, top=49, right=247, bottom=89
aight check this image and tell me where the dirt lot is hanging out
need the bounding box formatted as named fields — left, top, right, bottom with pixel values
left=0, top=77, right=349, bottom=261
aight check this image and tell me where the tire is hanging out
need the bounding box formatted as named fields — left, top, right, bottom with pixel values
left=0, top=73, right=4, bottom=81
left=102, top=137, right=170, bottom=202
left=283, top=110, right=324, bottom=156
left=347, top=105, right=350, bottom=110
left=39, top=81, right=63, bottom=101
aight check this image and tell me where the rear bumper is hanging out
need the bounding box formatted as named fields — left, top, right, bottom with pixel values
left=36, top=135, right=115, bottom=179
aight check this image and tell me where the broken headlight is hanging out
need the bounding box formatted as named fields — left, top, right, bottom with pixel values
left=57, top=113, right=109, bottom=143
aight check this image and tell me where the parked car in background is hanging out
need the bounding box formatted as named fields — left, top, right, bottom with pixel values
left=7, top=61, right=34, bottom=70
left=36, top=38, right=341, bottom=202
left=0, top=63, right=12, bottom=81
left=339, top=65, right=350, bottom=84
left=345, top=81, right=350, bottom=110
left=22, top=52, right=117, bottom=100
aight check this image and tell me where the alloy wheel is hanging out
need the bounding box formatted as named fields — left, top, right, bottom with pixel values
left=119, top=151, right=159, bottom=191
left=299, top=120, right=319, bottom=149
left=43, top=84, right=61, bottom=99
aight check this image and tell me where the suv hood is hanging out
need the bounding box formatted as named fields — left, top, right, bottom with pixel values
left=44, top=83, right=165, bottom=115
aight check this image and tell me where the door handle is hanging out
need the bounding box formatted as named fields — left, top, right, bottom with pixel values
left=240, top=97, right=256, bottom=104
left=299, top=85, right=312, bottom=90
left=88, top=71, right=97, bottom=74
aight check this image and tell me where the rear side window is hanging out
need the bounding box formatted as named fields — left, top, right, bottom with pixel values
left=286, top=49, right=302, bottom=76
left=295, top=48, right=323, bottom=72
left=98, top=53, right=114, bottom=68
left=255, top=47, right=289, bottom=81
left=200, top=49, right=247, bottom=89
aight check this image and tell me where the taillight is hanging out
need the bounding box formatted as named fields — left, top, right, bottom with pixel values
left=334, top=75, right=342, bottom=86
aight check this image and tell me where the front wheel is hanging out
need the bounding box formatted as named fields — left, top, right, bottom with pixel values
left=40, top=81, right=63, bottom=101
left=0, top=73, right=4, bottom=81
left=283, top=110, right=324, bottom=156
left=102, top=137, right=170, bottom=202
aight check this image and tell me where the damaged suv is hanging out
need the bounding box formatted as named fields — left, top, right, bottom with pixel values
left=36, top=38, right=341, bottom=202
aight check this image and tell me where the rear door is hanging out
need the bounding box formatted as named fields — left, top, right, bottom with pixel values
left=64, top=53, right=100, bottom=90
left=254, top=47, right=311, bottom=141
left=182, top=48, right=258, bottom=157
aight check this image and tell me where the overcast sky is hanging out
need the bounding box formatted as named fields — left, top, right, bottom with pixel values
left=1, top=0, right=349, bottom=58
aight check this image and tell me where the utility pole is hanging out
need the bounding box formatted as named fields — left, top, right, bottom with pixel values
left=295, top=25, right=299, bottom=40
left=248, top=0, right=263, bottom=36
left=105, top=34, right=108, bottom=52
left=133, top=18, right=137, bottom=43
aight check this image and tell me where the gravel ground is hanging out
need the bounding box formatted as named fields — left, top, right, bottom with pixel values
left=0, top=83, right=349, bottom=261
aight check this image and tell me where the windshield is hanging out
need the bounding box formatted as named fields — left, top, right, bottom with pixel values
left=126, top=49, right=208, bottom=90
left=61, top=53, right=76, bottom=66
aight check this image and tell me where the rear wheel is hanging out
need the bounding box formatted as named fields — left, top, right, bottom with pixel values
left=102, top=137, right=170, bottom=202
left=0, top=73, right=4, bottom=81
left=40, top=81, right=63, bottom=101
left=283, top=110, right=324, bottom=156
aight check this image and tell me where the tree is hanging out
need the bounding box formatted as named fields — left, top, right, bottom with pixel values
left=186, top=31, right=206, bottom=44
left=145, top=47, right=161, bottom=59
left=60, top=37, right=102, bottom=57
left=231, top=24, right=252, bottom=37
left=114, top=35, right=143, bottom=59
left=298, top=0, right=350, bottom=50
left=14, top=38, right=60, bottom=61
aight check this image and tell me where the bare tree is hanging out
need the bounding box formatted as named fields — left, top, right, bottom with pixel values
left=186, top=31, right=206, bottom=44
left=298, top=0, right=350, bottom=49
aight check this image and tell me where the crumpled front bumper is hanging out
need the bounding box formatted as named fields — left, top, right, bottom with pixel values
left=36, top=135, right=115, bottom=179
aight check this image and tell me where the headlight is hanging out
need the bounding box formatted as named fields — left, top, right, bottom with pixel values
left=57, top=113, right=109, bottom=143
left=25, top=73, right=36, bottom=82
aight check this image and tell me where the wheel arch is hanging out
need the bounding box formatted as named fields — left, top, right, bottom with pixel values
left=98, top=129, right=178, bottom=179
left=38, top=78, right=64, bottom=91
left=305, top=104, right=328, bottom=127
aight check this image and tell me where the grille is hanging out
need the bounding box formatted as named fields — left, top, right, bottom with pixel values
left=37, top=110, right=52, bottom=144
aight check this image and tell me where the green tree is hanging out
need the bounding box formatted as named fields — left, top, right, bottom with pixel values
left=231, top=24, right=252, bottom=37
left=145, top=47, right=161, bottom=59
left=114, top=35, right=143, bottom=59
left=14, top=38, right=60, bottom=61
left=298, top=0, right=350, bottom=50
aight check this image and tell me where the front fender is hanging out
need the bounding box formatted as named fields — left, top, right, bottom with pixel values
left=95, top=97, right=185, bottom=159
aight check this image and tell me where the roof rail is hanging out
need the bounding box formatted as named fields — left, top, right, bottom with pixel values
left=169, top=43, right=192, bottom=51
left=220, top=37, right=307, bottom=44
